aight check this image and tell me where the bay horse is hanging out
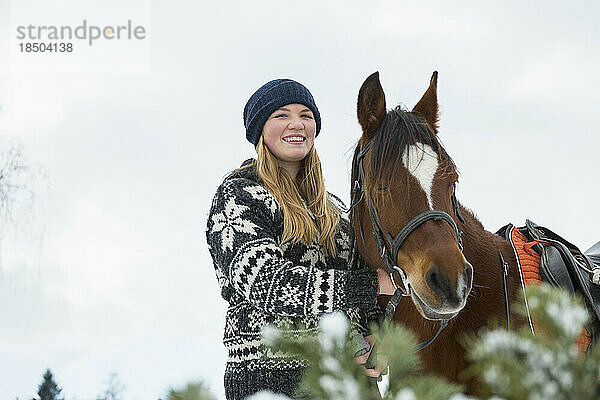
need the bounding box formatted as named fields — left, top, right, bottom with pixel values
left=349, top=71, right=531, bottom=392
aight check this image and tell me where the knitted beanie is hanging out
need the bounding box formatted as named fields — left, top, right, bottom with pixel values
left=243, top=79, right=321, bottom=146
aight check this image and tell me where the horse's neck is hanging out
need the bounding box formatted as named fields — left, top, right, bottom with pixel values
left=460, top=207, right=515, bottom=269
left=458, top=203, right=520, bottom=326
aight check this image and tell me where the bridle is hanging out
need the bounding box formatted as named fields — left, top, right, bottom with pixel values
left=349, top=138, right=466, bottom=363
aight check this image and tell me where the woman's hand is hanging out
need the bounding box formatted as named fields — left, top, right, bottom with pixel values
left=352, top=335, right=386, bottom=378
left=376, top=268, right=397, bottom=295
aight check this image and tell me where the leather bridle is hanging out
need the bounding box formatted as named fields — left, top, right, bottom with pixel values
left=349, top=138, right=466, bottom=360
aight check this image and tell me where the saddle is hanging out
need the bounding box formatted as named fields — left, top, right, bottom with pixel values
left=497, top=220, right=600, bottom=347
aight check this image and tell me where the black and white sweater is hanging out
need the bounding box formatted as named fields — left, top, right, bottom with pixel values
left=206, top=160, right=382, bottom=400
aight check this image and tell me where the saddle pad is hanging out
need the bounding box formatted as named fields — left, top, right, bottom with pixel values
left=511, top=228, right=542, bottom=285
left=511, top=228, right=591, bottom=351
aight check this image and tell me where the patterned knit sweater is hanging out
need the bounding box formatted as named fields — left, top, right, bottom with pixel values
left=206, top=160, right=382, bottom=399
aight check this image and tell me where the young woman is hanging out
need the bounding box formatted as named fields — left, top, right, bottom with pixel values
left=206, top=78, right=395, bottom=399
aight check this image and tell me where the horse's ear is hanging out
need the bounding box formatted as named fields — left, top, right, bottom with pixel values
left=412, top=71, right=439, bottom=134
left=357, top=71, right=386, bottom=141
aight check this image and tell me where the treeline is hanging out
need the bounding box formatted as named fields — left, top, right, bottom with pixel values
left=24, top=370, right=213, bottom=400
left=23, top=370, right=126, bottom=400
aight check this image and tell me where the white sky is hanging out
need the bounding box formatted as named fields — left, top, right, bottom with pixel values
left=0, top=0, right=599, bottom=399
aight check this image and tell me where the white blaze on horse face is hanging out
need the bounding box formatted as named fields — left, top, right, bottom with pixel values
left=402, top=144, right=439, bottom=209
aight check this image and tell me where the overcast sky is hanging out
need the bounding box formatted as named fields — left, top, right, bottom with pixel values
left=0, top=0, right=599, bottom=399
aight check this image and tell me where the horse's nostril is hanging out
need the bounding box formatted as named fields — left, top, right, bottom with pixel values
left=426, top=265, right=462, bottom=305
left=426, top=265, right=453, bottom=299
left=426, top=265, right=441, bottom=293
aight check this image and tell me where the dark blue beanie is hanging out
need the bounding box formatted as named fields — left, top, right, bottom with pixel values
left=243, top=79, right=321, bottom=146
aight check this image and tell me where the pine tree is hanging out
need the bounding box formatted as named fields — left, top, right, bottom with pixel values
left=466, top=284, right=600, bottom=400
left=256, top=285, right=599, bottom=400
left=37, top=369, right=63, bottom=400
left=258, top=312, right=463, bottom=400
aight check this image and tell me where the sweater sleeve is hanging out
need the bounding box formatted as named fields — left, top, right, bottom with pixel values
left=355, top=304, right=384, bottom=336
left=206, top=178, right=378, bottom=317
left=347, top=248, right=384, bottom=337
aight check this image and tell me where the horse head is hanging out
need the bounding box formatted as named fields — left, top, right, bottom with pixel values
left=352, top=71, right=473, bottom=320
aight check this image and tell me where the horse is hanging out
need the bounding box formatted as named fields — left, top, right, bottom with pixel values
left=348, top=71, right=599, bottom=393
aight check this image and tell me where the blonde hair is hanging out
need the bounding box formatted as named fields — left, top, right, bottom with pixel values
left=239, top=136, right=340, bottom=257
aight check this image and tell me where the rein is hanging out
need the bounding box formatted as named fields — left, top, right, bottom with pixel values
left=349, top=138, right=466, bottom=367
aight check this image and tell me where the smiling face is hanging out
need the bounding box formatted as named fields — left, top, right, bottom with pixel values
left=261, top=103, right=316, bottom=169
